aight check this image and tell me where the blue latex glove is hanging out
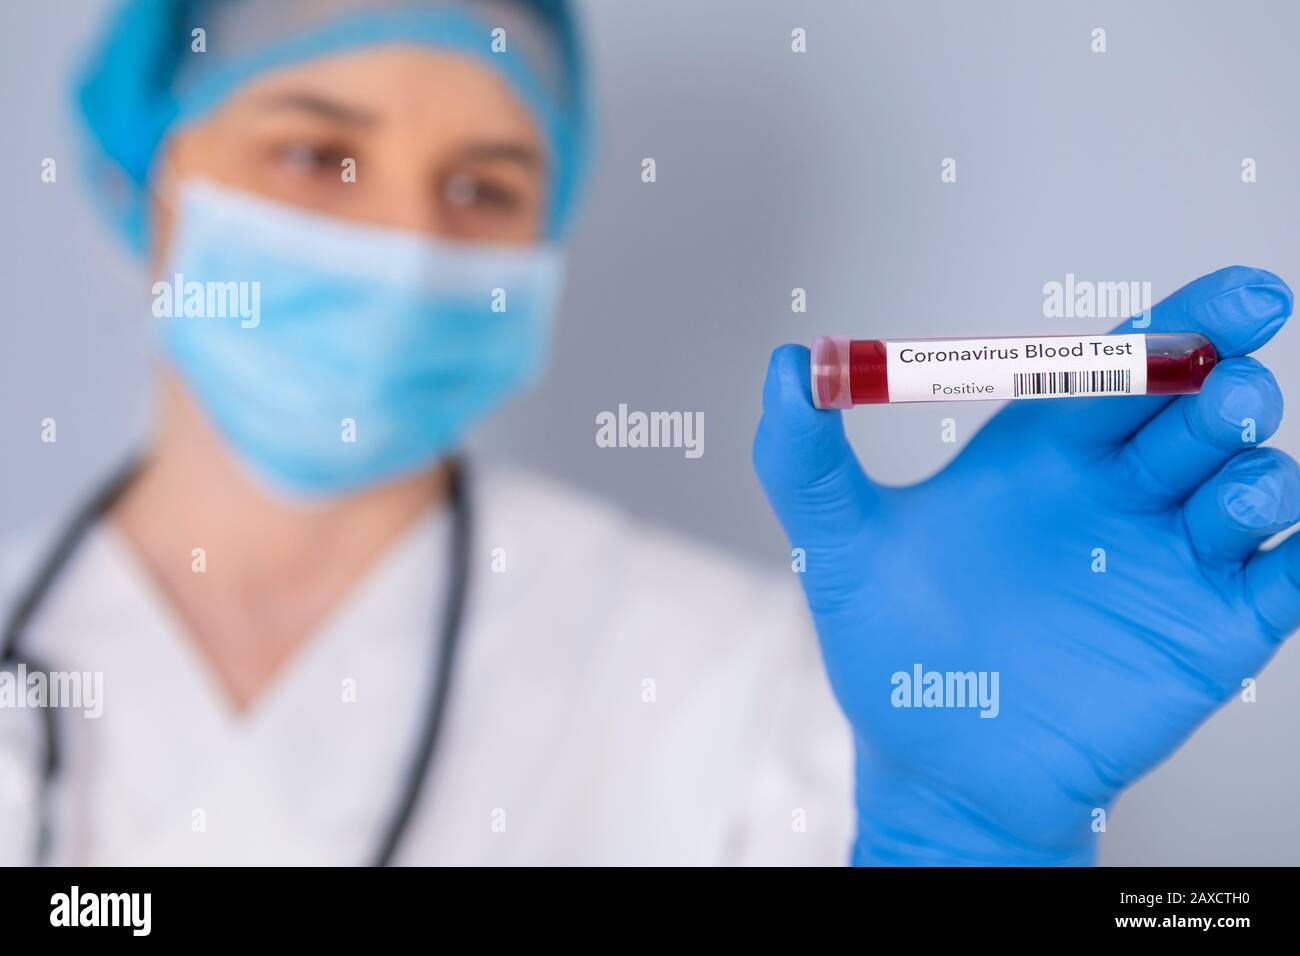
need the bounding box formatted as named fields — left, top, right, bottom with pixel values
left=753, top=266, right=1300, bottom=865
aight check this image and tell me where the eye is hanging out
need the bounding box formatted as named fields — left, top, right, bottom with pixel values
left=272, top=141, right=353, bottom=176
left=442, top=172, right=522, bottom=212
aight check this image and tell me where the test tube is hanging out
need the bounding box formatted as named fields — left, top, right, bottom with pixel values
left=810, top=332, right=1217, bottom=408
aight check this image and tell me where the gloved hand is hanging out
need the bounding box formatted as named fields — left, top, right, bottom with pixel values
left=753, top=266, right=1300, bottom=865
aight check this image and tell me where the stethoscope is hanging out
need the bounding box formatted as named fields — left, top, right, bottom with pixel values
left=0, top=455, right=471, bottom=866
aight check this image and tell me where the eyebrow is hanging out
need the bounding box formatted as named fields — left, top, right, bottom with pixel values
left=255, top=91, right=380, bottom=126
left=452, top=142, right=544, bottom=170
left=253, top=92, right=543, bottom=168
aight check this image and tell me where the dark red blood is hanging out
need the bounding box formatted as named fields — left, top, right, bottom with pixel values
left=1146, top=337, right=1217, bottom=395
left=849, top=339, right=890, bottom=404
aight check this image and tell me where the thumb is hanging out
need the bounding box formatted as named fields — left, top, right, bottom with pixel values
left=753, top=345, right=882, bottom=554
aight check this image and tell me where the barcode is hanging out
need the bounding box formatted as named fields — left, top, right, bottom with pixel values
left=1012, top=369, right=1132, bottom=397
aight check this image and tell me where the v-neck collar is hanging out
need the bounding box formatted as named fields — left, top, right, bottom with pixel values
left=31, top=505, right=451, bottom=864
left=91, top=508, right=450, bottom=729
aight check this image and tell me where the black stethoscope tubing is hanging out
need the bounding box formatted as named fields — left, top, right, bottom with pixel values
left=0, top=456, right=471, bottom=867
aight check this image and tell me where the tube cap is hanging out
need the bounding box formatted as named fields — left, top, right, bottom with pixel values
left=810, top=335, right=853, bottom=409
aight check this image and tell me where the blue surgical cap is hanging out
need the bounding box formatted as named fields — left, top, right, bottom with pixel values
left=74, top=0, right=588, bottom=252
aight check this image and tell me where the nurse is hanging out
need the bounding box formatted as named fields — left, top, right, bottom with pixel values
left=0, top=0, right=854, bottom=866
left=2, top=0, right=1299, bottom=867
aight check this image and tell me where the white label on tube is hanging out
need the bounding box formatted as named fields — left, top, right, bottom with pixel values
left=885, top=334, right=1148, bottom=403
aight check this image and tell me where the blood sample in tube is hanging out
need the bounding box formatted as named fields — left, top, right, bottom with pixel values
left=810, top=332, right=1217, bottom=408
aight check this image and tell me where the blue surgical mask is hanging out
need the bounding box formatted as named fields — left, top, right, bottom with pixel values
left=156, top=179, right=564, bottom=498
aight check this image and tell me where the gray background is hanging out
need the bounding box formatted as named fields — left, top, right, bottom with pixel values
left=2, top=0, right=1298, bottom=863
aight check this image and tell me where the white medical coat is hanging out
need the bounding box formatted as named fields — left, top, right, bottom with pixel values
left=0, top=470, right=853, bottom=865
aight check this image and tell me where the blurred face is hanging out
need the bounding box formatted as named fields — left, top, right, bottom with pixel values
left=151, top=45, right=549, bottom=262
